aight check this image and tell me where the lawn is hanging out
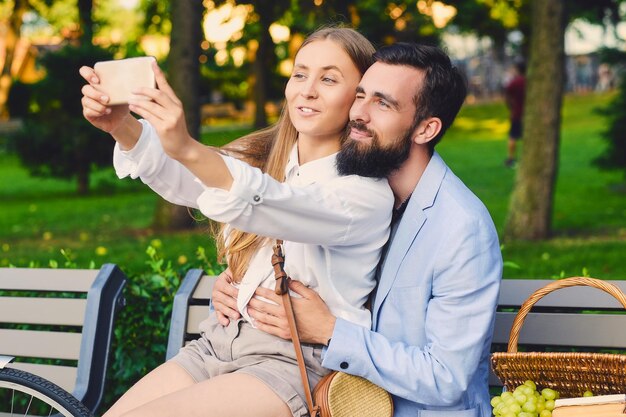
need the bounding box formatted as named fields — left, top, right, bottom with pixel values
left=1, top=92, right=624, bottom=279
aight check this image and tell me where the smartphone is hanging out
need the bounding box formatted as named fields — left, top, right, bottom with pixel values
left=93, top=56, right=156, bottom=105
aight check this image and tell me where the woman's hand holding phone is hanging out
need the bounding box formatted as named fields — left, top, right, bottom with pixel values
left=80, top=66, right=133, bottom=134
left=126, top=61, right=195, bottom=161
left=80, top=57, right=157, bottom=150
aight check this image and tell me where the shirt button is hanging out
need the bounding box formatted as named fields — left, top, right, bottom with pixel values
left=340, top=361, right=349, bottom=370
left=253, top=195, right=261, bottom=202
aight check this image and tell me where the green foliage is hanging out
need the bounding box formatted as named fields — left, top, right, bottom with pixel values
left=596, top=76, right=626, bottom=176
left=596, top=50, right=626, bottom=178
left=9, top=43, right=114, bottom=194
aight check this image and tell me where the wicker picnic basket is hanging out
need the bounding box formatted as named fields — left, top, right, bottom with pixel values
left=491, top=277, right=626, bottom=398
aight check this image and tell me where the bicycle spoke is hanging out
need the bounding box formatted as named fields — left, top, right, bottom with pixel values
left=25, top=394, right=34, bottom=416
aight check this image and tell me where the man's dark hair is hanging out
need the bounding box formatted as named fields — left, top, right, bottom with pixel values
left=373, top=43, right=467, bottom=150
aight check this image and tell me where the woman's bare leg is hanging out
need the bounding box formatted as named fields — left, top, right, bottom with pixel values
left=117, top=373, right=292, bottom=417
left=103, top=361, right=196, bottom=417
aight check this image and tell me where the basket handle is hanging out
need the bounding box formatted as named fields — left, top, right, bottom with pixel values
left=507, top=277, right=626, bottom=353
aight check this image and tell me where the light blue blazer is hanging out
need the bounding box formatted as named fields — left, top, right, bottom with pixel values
left=323, top=153, right=502, bottom=417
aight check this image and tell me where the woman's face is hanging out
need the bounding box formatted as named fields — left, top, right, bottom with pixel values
left=285, top=39, right=362, bottom=143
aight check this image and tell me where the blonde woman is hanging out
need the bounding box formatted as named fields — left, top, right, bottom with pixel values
left=80, top=28, right=400, bottom=417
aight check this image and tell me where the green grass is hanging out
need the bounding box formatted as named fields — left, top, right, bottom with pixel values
left=438, top=92, right=626, bottom=279
left=1, top=93, right=624, bottom=279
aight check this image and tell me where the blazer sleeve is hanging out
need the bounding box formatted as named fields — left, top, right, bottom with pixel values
left=322, top=216, right=502, bottom=405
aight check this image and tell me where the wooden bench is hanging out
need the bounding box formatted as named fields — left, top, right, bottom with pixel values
left=166, top=271, right=626, bottom=391
left=0, top=264, right=127, bottom=413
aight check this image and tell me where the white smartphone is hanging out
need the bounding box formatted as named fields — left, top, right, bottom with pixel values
left=93, top=56, right=156, bottom=105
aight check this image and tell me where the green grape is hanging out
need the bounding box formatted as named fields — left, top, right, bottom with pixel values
left=492, top=380, right=561, bottom=417
left=507, top=402, right=522, bottom=414
left=536, top=401, right=545, bottom=413
left=541, top=388, right=557, bottom=400
left=524, top=380, right=537, bottom=391
left=514, top=393, right=528, bottom=404
left=583, top=390, right=593, bottom=397
left=522, top=401, right=537, bottom=413
left=501, top=391, right=514, bottom=400
left=494, top=401, right=507, bottom=414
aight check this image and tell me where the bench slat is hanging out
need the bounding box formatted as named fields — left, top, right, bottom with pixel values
left=187, top=305, right=211, bottom=334
left=0, top=268, right=97, bottom=292
left=0, top=297, right=87, bottom=326
left=0, top=329, right=82, bottom=360
left=6, top=362, right=78, bottom=393
left=498, top=279, right=626, bottom=309
left=493, top=311, right=626, bottom=348
left=191, top=275, right=215, bottom=300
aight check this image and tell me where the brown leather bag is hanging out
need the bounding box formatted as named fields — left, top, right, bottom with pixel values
left=272, top=240, right=393, bottom=417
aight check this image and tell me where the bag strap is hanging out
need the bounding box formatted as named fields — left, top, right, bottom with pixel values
left=272, top=239, right=321, bottom=417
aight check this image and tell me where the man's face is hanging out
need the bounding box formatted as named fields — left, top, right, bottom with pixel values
left=336, top=62, right=424, bottom=178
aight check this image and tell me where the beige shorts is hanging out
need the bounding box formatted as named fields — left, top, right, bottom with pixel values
left=170, top=313, right=329, bottom=417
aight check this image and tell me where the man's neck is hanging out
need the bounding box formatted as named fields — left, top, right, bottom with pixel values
left=387, top=147, right=432, bottom=209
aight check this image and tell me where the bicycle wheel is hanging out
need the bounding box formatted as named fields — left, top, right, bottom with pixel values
left=0, top=367, right=93, bottom=417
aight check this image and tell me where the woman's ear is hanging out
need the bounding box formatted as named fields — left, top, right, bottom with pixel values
left=412, top=117, right=442, bottom=145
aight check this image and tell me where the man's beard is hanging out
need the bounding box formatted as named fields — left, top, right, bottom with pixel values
left=336, top=120, right=412, bottom=178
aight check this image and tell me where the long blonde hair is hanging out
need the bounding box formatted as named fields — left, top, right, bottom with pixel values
left=215, top=27, right=376, bottom=282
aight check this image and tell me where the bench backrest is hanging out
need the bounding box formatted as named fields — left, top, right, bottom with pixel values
left=0, top=264, right=127, bottom=413
left=166, top=270, right=212, bottom=360
left=166, top=272, right=626, bottom=388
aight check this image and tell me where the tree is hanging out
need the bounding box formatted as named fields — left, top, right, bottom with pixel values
left=77, top=0, right=93, bottom=43
left=212, top=0, right=289, bottom=128
left=596, top=48, right=626, bottom=180
left=11, top=44, right=114, bottom=194
left=8, top=0, right=114, bottom=194
left=152, top=0, right=204, bottom=230
left=503, top=0, right=565, bottom=240
left=0, top=0, right=28, bottom=119
left=0, top=0, right=81, bottom=118
left=501, top=0, right=625, bottom=240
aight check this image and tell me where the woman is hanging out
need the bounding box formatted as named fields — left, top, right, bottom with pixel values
left=80, top=27, right=392, bottom=417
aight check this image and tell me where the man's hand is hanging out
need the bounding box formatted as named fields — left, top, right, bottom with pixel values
left=211, top=269, right=240, bottom=326
left=248, top=280, right=336, bottom=345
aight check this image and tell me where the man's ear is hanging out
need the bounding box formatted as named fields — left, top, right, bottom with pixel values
left=411, top=117, right=442, bottom=145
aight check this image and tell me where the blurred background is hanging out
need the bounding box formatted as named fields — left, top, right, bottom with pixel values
left=1, top=0, right=626, bottom=408
left=1, top=0, right=625, bottom=278
left=2, top=0, right=626, bottom=272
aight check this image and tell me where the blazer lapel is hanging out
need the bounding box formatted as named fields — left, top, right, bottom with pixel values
left=372, top=153, right=448, bottom=326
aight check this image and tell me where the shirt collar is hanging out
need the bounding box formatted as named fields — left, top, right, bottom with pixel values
left=285, top=142, right=339, bottom=184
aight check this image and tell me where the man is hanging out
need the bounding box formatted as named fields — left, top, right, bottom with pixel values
left=213, top=43, right=502, bottom=417
left=504, top=60, right=526, bottom=168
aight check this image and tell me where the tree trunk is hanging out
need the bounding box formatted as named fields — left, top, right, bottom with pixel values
left=152, top=0, right=203, bottom=230
left=0, top=0, right=28, bottom=119
left=504, top=0, right=565, bottom=241
left=77, top=0, right=94, bottom=44
left=77, top=169, right=89, bottom=195
left=252, top=5, right=272, bottom=128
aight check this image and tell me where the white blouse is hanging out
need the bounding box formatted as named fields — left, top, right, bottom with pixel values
left=113, top=120, right=393, bottom=328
